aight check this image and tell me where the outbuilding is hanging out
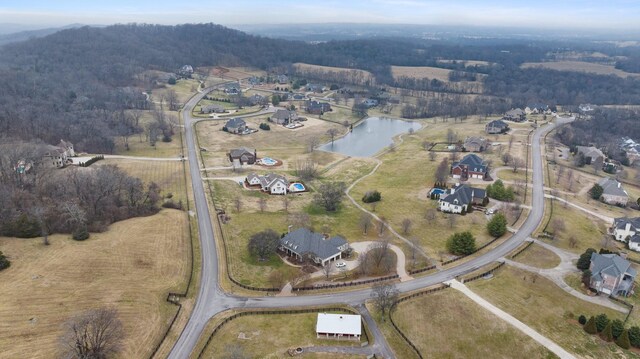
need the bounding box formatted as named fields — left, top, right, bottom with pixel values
left=315, top=313, right=362, bottom=340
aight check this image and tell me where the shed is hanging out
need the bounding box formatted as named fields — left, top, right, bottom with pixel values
left=315, top=313, right=362, bottom=340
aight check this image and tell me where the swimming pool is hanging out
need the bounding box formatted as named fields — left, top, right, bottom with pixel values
left=260, top=157, right=277, bottom=166
left=289, top=183, right=305, bottom=192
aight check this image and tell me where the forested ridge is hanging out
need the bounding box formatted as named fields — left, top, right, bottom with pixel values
left=0, top=23, right=640, bottom=153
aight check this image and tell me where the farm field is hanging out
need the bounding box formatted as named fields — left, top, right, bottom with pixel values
left=521, top=61, right=640, bottom=78
left=389, top=289, right=554, bottom=359
left=469, top=267, right=635, bottom=359
left=0, top=209, right=190, bottom=359
left=293, top=62, right=375, bottom=86
left=198, top=310, right=366, bottom=358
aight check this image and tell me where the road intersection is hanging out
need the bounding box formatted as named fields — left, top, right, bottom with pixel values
left=167, top=87, right=574, bottom=358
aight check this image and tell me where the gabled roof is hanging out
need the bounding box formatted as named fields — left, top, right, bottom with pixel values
left=439, top=184, right=486, bottom=206
left=590, top=253, right=636, bottom=279
left=614, top=217, right=640, bottom=232
left=280, top=228, right=347, bottom=260
left=527, top=103, right=548, bottom=110
left=576, top=146, right=605, bottom=159
left=316, top=313, right=361, bottom=336
left=273, top=109, right=293, bottom=120
left=506, top=108, right=525, bottom=117
left=453, top=154, right=488, bottom=173
left=486, top=119, right=509, bottom=129
left=225, top=118, right=246, bottom=128
left=464, top=136, right=487, bottom=147
left=598, top=177, right=628, bottom=198
left=229, top=147, right=255, bottom=158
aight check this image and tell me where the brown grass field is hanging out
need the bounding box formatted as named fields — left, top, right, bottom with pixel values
left=521, top=61, right=640, bottom=78
left=512, top=243, right=561, bottom=269
left=437, top=59, right=492, bottom=67
left=389, top=289, right=554, bottom=359
left=0, top=209, right=190, bottom=359
left=293, top=63, right=375, bottom=86
left=391, top=65, right=453, bottom=82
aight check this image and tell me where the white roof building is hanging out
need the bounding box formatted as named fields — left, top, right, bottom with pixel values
left=315, top=313, right=362, bottom=340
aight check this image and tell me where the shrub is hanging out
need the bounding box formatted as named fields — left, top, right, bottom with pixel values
left=168, top=77, right=176, bottom=85
left=0, top=251, right=10, bottom=271
left=487, top=213, right=508, bottom=237
left=601, top=322, right=614, bottom=342
left=259, top=123, right=271, bottom=130
left=617, top=329, right=631, bottom=350
left=578, top=315, right=587, bottom=325
left=595, top=313, right=610, bottom=333
left=584, top=316, right=597, bottom=334
left=589, top=183, right=603, bottom=200
left=72, top=226, right=90, bottom=241
left=446, top=231, right=476, bottom=255
left=628, top=326, right=640, bottom=348
left=162, top=200, right=183, bottom=210
left=611, top=319, right=625, bottom=339
left=577, top=248, right=596, bottom=270
left=362, top=190, right=382, bottom=203
left=485, top=180, right=515, bottom=201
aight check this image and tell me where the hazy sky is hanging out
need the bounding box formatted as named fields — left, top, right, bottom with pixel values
left=2, top=0, right=640, bottom=30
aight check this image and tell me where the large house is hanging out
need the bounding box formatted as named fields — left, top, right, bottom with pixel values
left=248, top=94, right=266, bottom=106
left=451, top=154, right=489, bottom=180
left=224, top=118, right=247, bottom=134
left=270, top=109, right=297, bottom=125
left=589, top=253, right=637, bottom=297
left=201, top=104, right=226, bottom=114
left=576, top=146, right=605, bottom=165
left=276, top=74, right=289, bottom=84
left=246, top=173, right=288, bottom=195
left=42, top=139, right=75, bottom=168
left=228, top=147, right=256, bottom=165
left=279, top=228, right=349, bottom=266
left=463, top=137, right=489, bottom=152
left=611, top=217, right=640, bottom=252
left=361, top=98, right=379, bottom=108
left=305, top=100, right=332, bottom=115
left=223, top=83, right=241, bottom=95
left=316, top=313, right=362, bottom=341
left=503, top=108, right=526, bottom=122
left=525, top=103, right=549, bottom=114
left=598, top=177, right=629, bottom=206
left=485, top=119, right=509, bottom=134
left=438, top=184, right=487, bottom=214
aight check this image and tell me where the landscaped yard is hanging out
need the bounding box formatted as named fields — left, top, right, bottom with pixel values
left=389, top=289, right=555, bottom=359
left=0, top=209, right=190, bottom=359
left=198, top=310, right=366, bottom=358
left=468, top=267, right=636, bottom=358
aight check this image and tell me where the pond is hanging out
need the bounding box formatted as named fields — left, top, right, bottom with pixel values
left=318, top=117, right=422, bottom=157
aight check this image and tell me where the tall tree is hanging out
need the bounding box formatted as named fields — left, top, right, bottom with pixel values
left=60, top=307, right=124, bottom=359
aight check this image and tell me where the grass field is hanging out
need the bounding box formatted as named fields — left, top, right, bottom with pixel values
left=293, top=62, right=375, bottom=86
left=521, top=61, right=640, bottom=78
left=389, top=65, right=485, bottom=93
left=198, top=311, right=365, bottom=358
left=512, top=243, right=561, bottom=269
left=390, top=289, right=555, bottom=359
left=151, top=78, right=201, bottom=104
left=468, top=267, right=635, bottom=359
left=0, top=209, right=190, bottom=359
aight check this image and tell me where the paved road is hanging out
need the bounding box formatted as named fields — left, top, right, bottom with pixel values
left=167, top=86, right=574, bottom=359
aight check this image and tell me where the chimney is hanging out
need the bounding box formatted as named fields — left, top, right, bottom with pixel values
left=323, top=233, right=329, bottom=240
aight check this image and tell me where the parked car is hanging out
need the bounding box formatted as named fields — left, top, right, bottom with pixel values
left=485, top=209, right=495, bottom=215
left=335, top=262, right=346, bottom=268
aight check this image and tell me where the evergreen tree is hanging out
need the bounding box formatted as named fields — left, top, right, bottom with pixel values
left=628, top=326, right=640, bottom=348
left=577, top=248, right=596, bottom=270
left=584, top=316, right=597, bottom=334
left=487, top=213, right=508, bottom=237
left=589, top=183, right=604, bottom=200
left=612, top=319, right=625, bottom=339
left=595, top=314, right=610, bottom=333
left=446, top=231, right=477, bottom=255
left=617, top=329, right=631, bottom=350
left=578, top=315, right=587, bottom=325
left=0, top=251, right=10, bottom=271
left=602, top=322, right=614, bottom=342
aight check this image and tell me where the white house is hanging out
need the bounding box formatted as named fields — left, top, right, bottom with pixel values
left=316, top=313, right=362, bottom=341
left=612, top=217, right=640, bottom=252
left=438, top=184, right=487, bottom=214
left=246, top=173, right=289, bottom=195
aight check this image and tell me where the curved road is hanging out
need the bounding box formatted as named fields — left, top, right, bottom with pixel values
left=167, top=87, right=573, bottom=358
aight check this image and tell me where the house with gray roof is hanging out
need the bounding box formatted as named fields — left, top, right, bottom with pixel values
left=223, top=82, right=241, bottom=95
left=589, top=253, right=637, bottom=297
left=276, top=74, right=289, bottom=84
left=224, top=118, right=247, bottom=134
left=246, top=173, right=288, bottom=195
left=503, top=108, right=526, bottom=122
left=612, top=217, right=640, bottom=252
left=270, top=109, right=297, bottom=125
left=463, top=137, right=489, bottom=152
left=201, top=104, right=226, bottom=114
left=305, top=100, right=332, bottom=115
left=451, top=154, right=489, bottom=180
left=279, top=228, right=349, bottom=266
left=485, top=119, right=509, bottom=134
left=576, top=146, right=605, bottom=165
left=438, top=184, right=487, bottom=214
left=598, top=177, right=629, bottom=206
left=525, top=103, right=549, bottom=114
left=228, top=147, right=256, bottom=165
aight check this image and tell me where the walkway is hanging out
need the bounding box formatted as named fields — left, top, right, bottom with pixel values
left=446, top=279, right=577, bottom=359
left=349, top=241, right=412, bottom=281
left=103, top=154, right=185, bottom=161
left=544, top=194, right=614, bottom=224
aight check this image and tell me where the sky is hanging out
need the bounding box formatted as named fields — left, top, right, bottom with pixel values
left=1, top=0, right=640, bottom=31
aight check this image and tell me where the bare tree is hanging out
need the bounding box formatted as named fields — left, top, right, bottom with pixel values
left=424, top=208, right=437, bottom=221
left=448, top=214, right=457, bottom=229
left=508, top=135, right=515, bottom=151
left=359, top=213, right=373, bottom=235
left=511, top=157, right=524, bottom=173
left=435, top=158, right=450, bottom=183
left=566, top=169, right=575, bottom=191
left=294, top=159, right=318, bottom=181
left=568, top=235, right=578, bottom=248
left=377, top=216, right=388, bottom=236
left=357, top=251, right=369, bottom=276
left=592, top=156, right=603, bottom=174
left=501, top=153, right=512, bottom=166
left=166, top=90, right=179, bottom=111
left=306, top=137, right=319, bottom=153
left=60, top=307, right=124, bottom=359
left=369, top=237, right=391, bottom=269
left=258, top=197, right=267, bottom=213
left=371, top=283, right=399, bottom=320
left=233, top=197, right=242, bottom=213
left=556, top=165, right=564, bottom=184
left=322, top=262, right=333, bottom=280
left=326, top=128, right=340, bottom=144
left=428, top=151, right=437, bottom=161
left=550, top=218, right=566, bottom=236
left=282, top=196, right=289, bottom=213
left=401, top=218, right=412, bottom=235
left=409, top=237, right=420, bottom=270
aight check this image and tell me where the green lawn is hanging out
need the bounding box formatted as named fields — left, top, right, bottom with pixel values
left=468, top=267, right=636, bottom=359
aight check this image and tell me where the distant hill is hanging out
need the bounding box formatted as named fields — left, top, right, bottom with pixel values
left=0, top=24, right=86, bottom=46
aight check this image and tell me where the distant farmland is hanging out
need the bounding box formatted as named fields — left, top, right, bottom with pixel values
left=292, top=63, right=375, bottom=86
left=521, top=61, right=640, bottom=78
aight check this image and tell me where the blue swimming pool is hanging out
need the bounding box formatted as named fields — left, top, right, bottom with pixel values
left=289, top=183, right=305, bottom=192
left=261, top=157, right=277, bottom=166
